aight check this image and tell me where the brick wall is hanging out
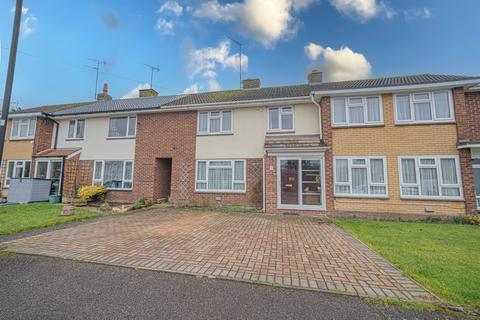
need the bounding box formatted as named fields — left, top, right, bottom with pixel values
left=33, top=117, right=54, bottom=155
left=62, top=154, right=80, bottom=199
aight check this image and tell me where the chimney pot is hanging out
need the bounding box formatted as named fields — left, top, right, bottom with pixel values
left=97, top=83, right=112, bottom=101
left=307, top=70, right=323, bottom=84
left=242, top=78, right=261, bottom=90
left=103, top=83, right=109, bottom=93
left=139, top=88, right=159, bottom=97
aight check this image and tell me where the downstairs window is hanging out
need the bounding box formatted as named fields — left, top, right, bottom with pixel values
left=93, top=160, right=133, bottom=190
left=196, top=160, right=246, bottom=192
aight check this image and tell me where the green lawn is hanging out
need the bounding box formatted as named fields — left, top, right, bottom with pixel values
left=335, top=220, right=480, bottom=310
left=0, top=203, right=98, bottom=235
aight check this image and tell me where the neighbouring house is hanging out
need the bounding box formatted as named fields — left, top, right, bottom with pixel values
left=6, top=73, right=480, bottom=218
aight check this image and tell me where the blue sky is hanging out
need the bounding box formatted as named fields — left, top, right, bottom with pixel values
left=0, top=0, right=479, bottom=108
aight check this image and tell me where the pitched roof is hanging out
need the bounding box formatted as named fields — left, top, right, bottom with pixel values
left=11, top=101, right=94, bottom=115
left=48, top=73, right=480, bottom=117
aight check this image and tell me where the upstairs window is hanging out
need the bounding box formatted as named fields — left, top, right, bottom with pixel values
left=108, top=115, right=136, bottom=138
left=399, top=156, right=462, bottom=199
left=268, top=106, right=294, bottom=131
left=11, top=118, right=36, bottom=139
left=67, top=119, right=85, bottom=139
left=5, top=160, right=31, bottom=187
left=93, top=160, right=133, bottom=190
left=198, top=111, right=232, bottom=134
left=332, top=96, right=383, bottom=127
left=394, top=91, right=453, bottom=124
left=334, top=157, right=387, bottom=197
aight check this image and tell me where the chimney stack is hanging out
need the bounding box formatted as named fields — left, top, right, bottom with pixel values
left=242, top=78, right=261, bottom=90
left=97, top=83, right=112, bottom=101
left=139, top=88, right=159, bottom=97
left=307, top=70, right=323, bottom=84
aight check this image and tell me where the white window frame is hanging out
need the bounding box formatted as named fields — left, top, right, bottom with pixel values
left=197, top=110, right=233, bottom=135
left=394, top=90, right=455, bottom=125
left=10, top=118, right=36, bottom=140
left=107, top=115, right=136, bottom=138
left=332, top=96, right=384, bottom=127
left=334, top=156, right=388, bottom=198
left=267, top=106, right=294, bottom=132
left=67, top=119, right=85, bottom=140
left=398, top=155, right=463, bottom=200
left=34, top=158, right=63, bottom=195
left=195, top=159, right=246, bottom=193
left=472, top=159, right=480, bottom=209
left=92, top=160, right=134, bottom=190
left=4, top=160, right=31, bottom=188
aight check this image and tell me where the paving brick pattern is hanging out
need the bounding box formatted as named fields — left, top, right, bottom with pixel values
left=2, top=209, right=437, bottom=303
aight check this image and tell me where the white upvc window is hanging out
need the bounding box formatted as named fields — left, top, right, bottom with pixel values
left=108, top=115, right=136, bottom=138
left=398, top=156, right=462, bottom=200
left=197, top=111, right=233, bottom=134
left=10, top=118, right=36, bottom=139
left=93, top=160, right=133, bottom=190
left=268, top=106, right=294, bottom=131
left=334, top=156, right=388, bottom=197
left=332, top=96, right=383, bottom=127
left=195, top=160, right=246, bottom=193
left=67, top=119, right=85, bottom=139
left=4, top=160, right=31, bottom=187
left=394, top=91, right=454, bottom=124
left=472, top=159, right=480, bottom=209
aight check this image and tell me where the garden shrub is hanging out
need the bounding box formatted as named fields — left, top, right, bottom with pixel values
left=460, top=215, right=480, bottom=226
left=77, top=185, right=107, bottom=202
left=132, top=197, right=153, bottom=210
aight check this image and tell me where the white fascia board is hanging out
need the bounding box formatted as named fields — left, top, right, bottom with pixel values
left=313, top=79, right=480, bottom=97
left=8, top=112, right=43, bottom=118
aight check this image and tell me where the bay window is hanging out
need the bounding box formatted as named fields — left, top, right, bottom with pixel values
left=10, top=118, right=36, bottom=139
left=332, top=96, right=383, bottom=127
left=4, top=160, right=31, bottom=187
left=268, top=106, right=294, bottom=131
left=394, top=91, right=454, bottom=124
left=195, top=160, right=246, bottom=192
left=197, top=111, right=233, bottom=134
left=108, top=115, right=136, bottom=138
left=334, top=157, right=387, bottom=197
left=398, top=156, right=462, bottom=199
left=67, top=119, right=85, bottom=139
left=93, top=160, right=133, bottom=190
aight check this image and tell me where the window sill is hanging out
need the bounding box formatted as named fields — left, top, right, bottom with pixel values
left=266, top=130, right=295, bottom=134
left=106, top=136, right=136, bottom=140
left=400, top=196, right=464, bottom=202
left=65, top=138, right=84, bottom=141
left=194, top=190, right=246, bottom=194
left=332, top=123, right=384, bottom=129
left=197, top=132, right=234, bottom=136
left=334, top=194, right=389, bottom=200
left=106, top=188, right=132, bottom=191
left=9, top=137, right=34, bottom=141
left=395, top=120, right=455, bottom=126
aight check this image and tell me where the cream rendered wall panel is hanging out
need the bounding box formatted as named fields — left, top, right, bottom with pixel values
left=195, top=103, right=320, bottom=159
left=56, top=117, right=135, bottom=160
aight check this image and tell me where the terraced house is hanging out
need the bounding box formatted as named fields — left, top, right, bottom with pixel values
left=4, top=73, right=480, bottom=218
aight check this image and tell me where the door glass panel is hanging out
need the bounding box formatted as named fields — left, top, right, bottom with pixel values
left=301, top=159, right=321, bottom=206
left=36, top=162, right=49, bottom=179
left=280, top=160, right=299, bottom=205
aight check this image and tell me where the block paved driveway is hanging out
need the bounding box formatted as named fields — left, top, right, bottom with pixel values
left=2, top=209, right=437, bottom=303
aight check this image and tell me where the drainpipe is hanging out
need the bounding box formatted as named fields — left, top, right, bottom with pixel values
left=262, top=151, right=266, bottom=212
left=46, top=114, right=60, bottom=150
left=310, top=93, right=323, bottom=140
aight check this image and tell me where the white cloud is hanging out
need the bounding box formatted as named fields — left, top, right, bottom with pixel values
left=10, top=6, right=29, bottom=15
left=154, top=18, right=175, bottom=35
left=207, top=79, right=221, bottom=91
left=21, top=14, right=37, bottom=38
left=193, top=0, right=319, bottom=48
left=329, top=0, right=395, bottom=22
left=203, top=70, right=217, bottom=78
left=304, top=42, right=323, bottom=61
left=404, top=7, right=432, bottom=21
left=183, top=84, right=200, bottom=94
left=158, top=1, right=183, bottom=16
left=122, top=83, right=150, bottom=99
left=306, top=43, right=372, bottom=81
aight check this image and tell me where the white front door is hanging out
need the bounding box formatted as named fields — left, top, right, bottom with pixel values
left=277, top=155, right=325, bottom=211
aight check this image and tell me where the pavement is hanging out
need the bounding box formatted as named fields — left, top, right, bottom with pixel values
left=0, top=254, right=465, bottom=320
left=1, top=208, right=436, bottom=303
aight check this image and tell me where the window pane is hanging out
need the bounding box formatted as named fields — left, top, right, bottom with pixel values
left=349, top=106, right=364, bottom=124
left=441, top=187, right=460, bottom=197
left=209, top=161, right=231, bottom=166
left=352, top=159, right=366, bottom=165
left=94, top=161, right=103, bottom=180
left=414, top=102, right=432, bottom=121
left=420, top=158, right=435, bottom=165
left=396, top=95, right=411, bottom=121
left=123, top=181, right=132, bottom=189
left=335, top=159, right=348, bottom=183
left=109, top=118, right=128, bottom=137
left=197, top=161, right=206, bottom=180
left=333, top=98, right=347, bottom=124
left=366, top=97, right=381, bottom=122
left=370, top=159, right=384, bottom=183
left=474, top=167, right=480, bottom=200
left=19, top=122, right=28, bottom=137
left=36, top=162, right=49, bottom=179
left=414, top=93, right=429, bottom=100
left=68, top=120, right=75, bottom=138
left=208, top=167, right=232, bottom=190
left=233, top=182, right=245, bottom=190
left=234, top=161, right=244, bottom=181
left=124, top=161, right=133, bottom=180
left=335, top=185, right=350, bottom=194
left=420, top=168, right=439, bottom=196
left=402, top=186, right=419, bottom=195
left=349, top=97, right=363, bottom=104
left=104, top=161, right=124, bottom=188
left=28, top=119, right=36, bottom=136
left=12, top=120, right=19, bottom=137
left=76, top=120, right=85, bottom=138
left=434, top=92, right=451, bottom=119
left=128, top=116, right=136, bottom=136
left=440, top=159, right=457, bottom=184
left=198, top=112, right=208, bottom=132
left=352, top=167, right=368, bottom=194
left=196, top=182, right=207, bottom=190
left=370, top=186, right=386, bottom=195
left=401, top=159, right=416, bottom=183
left=6, top=161, right=15, bottom=178
left=269, top=108, right=279, bottom=130
left=281, top=113, right=293, bottom=130
left=24, top=161, right=31, bottom=178
left=209, top=118, right=221, bottom=133
left=222, top=111, right=232, bottom=132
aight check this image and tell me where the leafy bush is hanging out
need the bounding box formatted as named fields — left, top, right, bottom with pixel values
left=424, top=216, right=442, bottom=224
left=77, top=185, right=107, bottom=202
left=460, top=215, right=480, bottom=226
left=132, top=197, right=153, bottom=210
